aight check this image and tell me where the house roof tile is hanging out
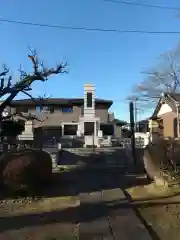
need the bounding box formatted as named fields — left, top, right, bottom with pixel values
left=168, top=93, right=180, bottom=103
left=10, top=98, right=113, bottom=107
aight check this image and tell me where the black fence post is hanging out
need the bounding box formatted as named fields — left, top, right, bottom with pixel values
left=129, top=101, right=136, bottom=166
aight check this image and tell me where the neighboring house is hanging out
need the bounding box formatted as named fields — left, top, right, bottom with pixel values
left=136, top=119, right=149, bottom=133
left=10, top=98, right=112, bottom=126
left=4, top=83, right=127, bottom=148
left=9, top=98, right=113, bottom=136
left=151, top=92, right=180, bottom=138
left=120, top=119, right=149, bottom=134
left=112, top=119, right=127, bottom=138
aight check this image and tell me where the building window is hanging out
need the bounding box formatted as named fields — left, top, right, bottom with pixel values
left=41, top=106, right=49, bottom=112
left=87, top=92, right=92, bottom=108
left=81, top=106, right=84, bottom=116
left=36, top=105, right=54, bottom=114
left=36, top=106, right=41, bottom=116
left=61, top=107, right=73, bottom=113
left=100, top=124, right=114, bottom=136
left=84, top=122, right=94, bottom=136
left=64, top=124, right=78, bottom=136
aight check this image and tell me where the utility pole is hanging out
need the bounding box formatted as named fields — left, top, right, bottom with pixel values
left=134, top=98, right=137, bottom=132
left=129, top=101, right=136, bottom=166
left=176, top=103, right=180, bottom=138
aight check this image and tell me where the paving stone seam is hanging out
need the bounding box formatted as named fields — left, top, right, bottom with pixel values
left=74, top=186, right=80, bottom=240
left=100, top=190, right=116, bottom=240
left=123, top=189, right=159, bottom=240
left=123, top=149, right=157, bottom=239
left=74, top=222, right=80, bottom=240
left=100, top=181, right=117, bottom=240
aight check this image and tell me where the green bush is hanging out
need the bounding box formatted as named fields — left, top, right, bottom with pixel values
left=0, top=148, right=52, bottom=194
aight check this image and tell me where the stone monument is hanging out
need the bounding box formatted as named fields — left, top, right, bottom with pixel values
left=18, top=120, right=33, bottom=141
left=79, top=83, right=101, bottom=147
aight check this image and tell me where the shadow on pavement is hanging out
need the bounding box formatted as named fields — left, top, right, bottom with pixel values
left=0, top=148, right=148, bottom=199
left=1, top=197, right=180, bottom=233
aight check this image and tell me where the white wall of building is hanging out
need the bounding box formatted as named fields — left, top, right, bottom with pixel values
left=157, top=103, right=172, bottom=116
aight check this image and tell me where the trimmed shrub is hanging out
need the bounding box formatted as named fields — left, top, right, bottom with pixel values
left=0, top=148, right=52, bottom=194
left=1, top=120, right=25, bottom=137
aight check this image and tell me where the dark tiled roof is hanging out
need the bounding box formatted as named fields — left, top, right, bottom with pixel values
left=11, top=98, right=113, bottom=107
left=168, top=93, right=180, bottom=102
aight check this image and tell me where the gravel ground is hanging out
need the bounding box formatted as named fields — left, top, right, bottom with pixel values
left=127, top=184, right=180, bottom=240
left=0, top=171, right=79, bottom=239
left=139, top=202, right=180, bottom=240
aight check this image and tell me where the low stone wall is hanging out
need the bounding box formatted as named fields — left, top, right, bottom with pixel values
left=49, top=147, right=129, bottom=168
left=143, top=140, right=180, bottom=187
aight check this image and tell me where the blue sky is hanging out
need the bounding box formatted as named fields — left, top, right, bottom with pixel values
left=1, top=0, right=180, bottom=121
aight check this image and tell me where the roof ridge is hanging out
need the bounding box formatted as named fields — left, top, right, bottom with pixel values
left=166, top=93, right=180, bottom=103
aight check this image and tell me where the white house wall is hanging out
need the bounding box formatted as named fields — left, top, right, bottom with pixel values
left=157, top=103, right=172, bottom=116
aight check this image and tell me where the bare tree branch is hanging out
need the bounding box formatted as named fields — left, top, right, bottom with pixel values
left=21, top=90, right=37, bottom=103
left=127, top=44, right=180, bottom=110
left=0, top=65, right=9, bottom=77
left=2, top=111, right=47, bottom=122
left=14, top=112, right=47, bottom=122
left=0, top=48, right=68, bottom=115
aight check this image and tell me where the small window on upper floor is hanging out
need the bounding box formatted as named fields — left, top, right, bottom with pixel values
left=42, top=106, right=55, bottom=113
left=41, top=106, right=49, bottom=112
left=35, top=105, right=41, bottom=114
left=87, top=92, right=92, bottom=108
left=61, top=107, right=73, bottom=113
left=81, top=106, right=84, bottom=116
left=35, top=105, right=54, bottom=114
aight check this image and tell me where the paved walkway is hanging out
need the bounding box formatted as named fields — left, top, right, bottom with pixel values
left=77, top=167, right=152, bottom=239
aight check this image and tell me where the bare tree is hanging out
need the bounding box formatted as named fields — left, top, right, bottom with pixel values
left=0, top=48, right=67, bottom=120
left=127, top=44, right=180, bottom=109
left=0, top=48, right=67, bottom=146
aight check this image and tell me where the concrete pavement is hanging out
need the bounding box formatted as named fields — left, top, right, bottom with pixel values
left=77, top=166, right=152, bottom=240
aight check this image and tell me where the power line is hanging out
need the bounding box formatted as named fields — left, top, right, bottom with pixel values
left=1, top=18, right=180, bottom=34
left=102, top=0, right=180, bottom=11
